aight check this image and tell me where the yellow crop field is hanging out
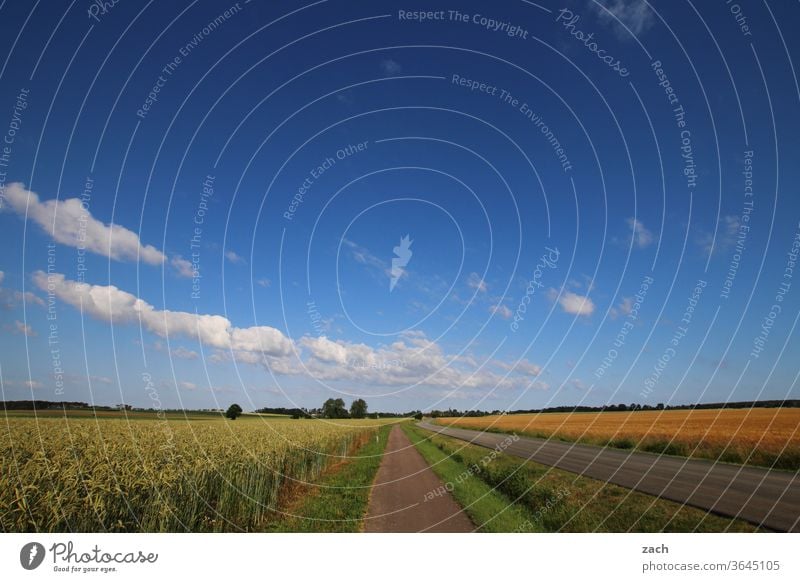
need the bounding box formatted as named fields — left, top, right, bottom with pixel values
left=435, top=408, right=800, bottom=469
left=0, top=416, right=393, bottom=532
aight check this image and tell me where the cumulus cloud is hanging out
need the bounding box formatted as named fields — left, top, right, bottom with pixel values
left=32, top=272, right=547, bottom=392
left=609, top=297, right=634, bottom=319
left=342, top=238, right=386, bottom=271
left=299, top=334, right=541, bottom=390
left=551, top=289, right=596, bottom=317
left=592, top=0, right=655, bottom=39
left=5, top=379, right=43, bottom=389
left=380, top=59, right=403, bottom=75
left=171, top=346, right=199, bottom=360
left=467, top=272, right=488, bottom=293
left=569, top=378, right=587, bottom=390
left=3, top=183, right=166, bottom=265
left=490, top=304, right=513, bottom=320
left=0, top=270, right=44, bottom=309
left=32, top=271, right=294, bottom=357
left=696, top=215, right=740, bottom=256
left=627, top=217, right=654, bottom=249
left=493, top=358, right=542, bottom=376
left=170, top=255, right=195, bottom=278
left=153, top=340, right=199, bottom=360
left=13, top=320, right=36, bottom=336
left=225, top=250, right=246, bottom=264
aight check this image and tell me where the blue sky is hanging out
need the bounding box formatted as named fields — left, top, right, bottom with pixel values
left=1, top=0, right=799, bottom=412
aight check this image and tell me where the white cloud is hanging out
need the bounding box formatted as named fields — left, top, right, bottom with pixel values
left=32, top=272, right=549, bottom=393
left=553, top=289, right=595, bottom=317
left=490, top=304, right=513, bottom=320
left=0, top=271, right=44, bottom=309
left=179, top=381, right=197, bottom=391
left=5, top=379, right=44, bottom=389
left=3, top=183, right=165, bottom=264
left=170, top=255, right=195, bottom=278
left=32, top=271, right=293, bottom=357
left=299, top=334, right=539, bottom=390
left=592, top=0, right=655, bottom=39
left=697, top=215, right=740, bottom=256
left=342, top=238, right=386, bottom=271
left=494, top=358, right=542, bottom=376
left=225, top=250, right=245, bottom=264
left=627, top=217, right=654, bottom=249
left=467, top=272, right=488, bottom=293
left=570, top=378, right=587, bottom=390
left=617, top=296, right=634, bottom=316
left=299, top=336, right=349, bottom=364
left=380, top=59, right=402, bottom=75
left=171, top=346, right=199, bottom=360
left=153, top=341, right=200, bottom=360
left=609, top=296, right=634, bottom=319
left=257, top=278, right=271, bottom=288
left=14, top=320, right=36, bottom=336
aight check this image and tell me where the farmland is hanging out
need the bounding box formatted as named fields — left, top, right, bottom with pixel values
left=0, top=413, right=397, bottom=532
left=434, top=408, right=800, bottom=470
left=404, top=424, right=758, bottom=532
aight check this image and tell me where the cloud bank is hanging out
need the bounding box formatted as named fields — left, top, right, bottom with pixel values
left=33, top=271, right=545, bottom=392
left=3, top=183, right=166, bottom=265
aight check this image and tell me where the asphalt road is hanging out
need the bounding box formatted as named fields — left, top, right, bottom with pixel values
left=418, top=421, right=800, bottom=532
left=364, top=425, right=474, bottom=532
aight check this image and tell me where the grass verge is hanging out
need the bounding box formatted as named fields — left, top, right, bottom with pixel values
left=402, top=424, right=534, bottom=532
left=406, top=424, right=759, bottom=532
left=268, top=424, right=392, bottom=532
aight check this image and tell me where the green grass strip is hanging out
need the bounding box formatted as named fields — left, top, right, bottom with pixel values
left=402, top=423, right=540, bottom=532
left=268, top=425, right=392, bottom=532
left=407, top=423, right=759, bottom=533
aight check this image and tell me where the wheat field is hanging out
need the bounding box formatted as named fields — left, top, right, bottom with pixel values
left=435, top=408, right=800, bottom=469
left=0, top=415, right=391, bottom=532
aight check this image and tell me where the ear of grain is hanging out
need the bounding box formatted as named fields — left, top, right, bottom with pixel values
left=0, top=417, right=387, bottom=532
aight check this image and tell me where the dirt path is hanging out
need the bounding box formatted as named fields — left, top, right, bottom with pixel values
left=364, top=425, right=474, bottom=532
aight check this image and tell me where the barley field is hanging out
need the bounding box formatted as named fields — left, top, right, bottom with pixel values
left=435, top=408, right=800, bottom=470
left=0, top=414, right=393, bottom=532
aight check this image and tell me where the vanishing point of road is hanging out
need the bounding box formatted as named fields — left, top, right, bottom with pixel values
left=419, top=421, right=800, bottom=532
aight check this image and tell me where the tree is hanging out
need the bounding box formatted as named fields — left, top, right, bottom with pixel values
left=350, top=398, right=368, bottom=419
left=414, top=412, right=423, bottom=421
left=322, top=398, right=348, bottom=419
left=225, top=403, right=243, bottom=420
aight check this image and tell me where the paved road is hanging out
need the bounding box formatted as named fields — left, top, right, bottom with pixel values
left=418, top=422, right=800, bottom=532
left=364, top=425, right=473, bottom=532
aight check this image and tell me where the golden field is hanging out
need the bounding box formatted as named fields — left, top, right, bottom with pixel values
left=434, top=408, right=800, bottom=469
left=0, top=415, right=395, bottom=532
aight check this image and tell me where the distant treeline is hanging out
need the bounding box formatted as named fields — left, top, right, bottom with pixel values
left=430, top=400, right=800, bottom=418
left=508, top=400, right=800, bottom=415
left=6, top=399, right=798, bottom=417
left=0, top=401, right=223, bottom=413
left=254, top=406, right=308, bottom=417
left=429, top=399, right=800, bottom=417
left=1, top=400, right=118, bottom=411
left=254, top=406, right=421, bottom=419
